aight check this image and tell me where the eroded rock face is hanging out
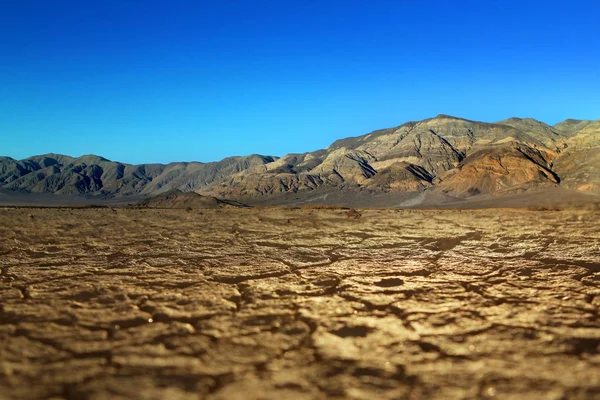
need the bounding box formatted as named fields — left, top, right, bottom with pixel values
left=436, top=146, right=559, bottom=196
left=1, top=207, right=599, bottom=399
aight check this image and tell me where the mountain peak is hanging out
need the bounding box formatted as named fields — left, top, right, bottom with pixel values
left=431, top=114, right=478, bottom=124
left=499, top=117, right=542, bottom=123
left=434, top=114, right=459, bottom=120
left=75, top=154, right=111, bottom=163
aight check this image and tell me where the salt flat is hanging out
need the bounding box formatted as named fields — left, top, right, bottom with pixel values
left=0, top=207, right=599, bottom=399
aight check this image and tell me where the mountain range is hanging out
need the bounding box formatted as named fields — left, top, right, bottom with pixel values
left=1, top=115, right=599, bottom=207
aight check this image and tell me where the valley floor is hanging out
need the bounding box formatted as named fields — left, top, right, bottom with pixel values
left=0, top=207, right=599, bottom=399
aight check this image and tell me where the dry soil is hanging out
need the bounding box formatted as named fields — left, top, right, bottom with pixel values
left=0, top=207, right=599, bottom=399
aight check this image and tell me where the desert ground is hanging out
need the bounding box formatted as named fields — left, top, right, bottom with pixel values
left=0, top=207, right=599, bottom=399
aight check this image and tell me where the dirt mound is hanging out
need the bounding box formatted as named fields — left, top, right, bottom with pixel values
left=136, top=189, right=245, bottom=209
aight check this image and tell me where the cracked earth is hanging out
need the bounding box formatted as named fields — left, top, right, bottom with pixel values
left=0, top=207, right=599, bottom=399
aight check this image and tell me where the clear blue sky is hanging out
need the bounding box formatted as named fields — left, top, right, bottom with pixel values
left=2, top=0, right=599, bottom=164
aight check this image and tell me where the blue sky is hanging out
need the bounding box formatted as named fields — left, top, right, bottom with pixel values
left=1, top=0, right=599, bottom=164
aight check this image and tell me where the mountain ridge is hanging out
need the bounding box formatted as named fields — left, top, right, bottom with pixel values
left=2, top=115, right=598, bottom=206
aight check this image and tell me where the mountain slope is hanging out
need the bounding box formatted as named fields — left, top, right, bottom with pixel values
left=554, top=119, right=595, bottom=136
left=553, top=120, right=600, bottom=192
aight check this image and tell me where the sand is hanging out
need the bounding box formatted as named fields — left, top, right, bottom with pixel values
left=0, top=207, right=599, bottom=399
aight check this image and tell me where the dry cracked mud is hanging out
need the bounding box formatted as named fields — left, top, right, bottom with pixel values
left=0, top=207, right=599, bottom=400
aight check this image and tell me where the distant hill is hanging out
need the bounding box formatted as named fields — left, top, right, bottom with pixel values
left=1, top=115, right=598, bottom=207
left=135, top=189, right=246, bottom=209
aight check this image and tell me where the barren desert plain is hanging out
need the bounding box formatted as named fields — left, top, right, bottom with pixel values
left=0, top=205, right=599, bottom=399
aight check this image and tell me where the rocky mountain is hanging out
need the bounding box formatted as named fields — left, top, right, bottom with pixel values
left=1, top=115, right=598, bottom=205
left=199, top=115, right=599, bottom=201
left=0, top=153, right=276, bottom=197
